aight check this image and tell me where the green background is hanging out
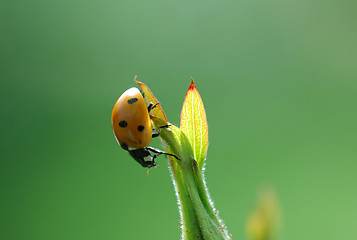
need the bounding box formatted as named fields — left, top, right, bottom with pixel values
left=1, top=0, right=356, bottom=239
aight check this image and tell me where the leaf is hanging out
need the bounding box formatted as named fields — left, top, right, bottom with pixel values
left=180, top=79, right=208, bottom=170
left=135, top=78, right=167, bottom=122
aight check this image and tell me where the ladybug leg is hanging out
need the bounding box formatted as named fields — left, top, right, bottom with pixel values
left=152, top=132, right=159, bottom=138
left=152, top=124, right=172, bottom=138
left=147, top=101, right=160, bottom=113
left=146, top=146, right=180, bottom=161
left=151, top=153, right=159, bottom=163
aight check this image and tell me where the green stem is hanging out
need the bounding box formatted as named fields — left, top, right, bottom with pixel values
left=153, top=120, right=231, bottom=239
left=169, top=157, right=200, bottom=239
left=193, top=163, right=225, bottom=232
left=181, top=157, right=217, bottom=239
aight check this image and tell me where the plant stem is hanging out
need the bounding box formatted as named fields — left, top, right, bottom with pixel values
left=169, top=157, right=201, bottom=239
left=153, top=120, right=231, bottom=239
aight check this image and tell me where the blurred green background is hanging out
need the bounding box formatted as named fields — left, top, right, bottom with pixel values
left=1, top=0, right=356, bottom=239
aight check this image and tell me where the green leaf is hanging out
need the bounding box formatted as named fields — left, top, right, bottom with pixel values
left=180, top=79, right=208, bottom=170
left=135, top=78, right=168, bottom=122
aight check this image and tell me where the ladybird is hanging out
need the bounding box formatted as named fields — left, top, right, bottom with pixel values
left=111, top=87, right=179, bottom=168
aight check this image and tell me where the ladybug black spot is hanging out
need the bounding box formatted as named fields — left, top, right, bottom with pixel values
left=138, top=125, right=145, bottom=132
left=119, top=120, right=127, bottom=128
left=120, top=143, right=128, bottom=150
left=127, top=98, right=138, bottom=104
